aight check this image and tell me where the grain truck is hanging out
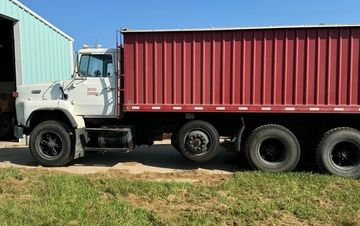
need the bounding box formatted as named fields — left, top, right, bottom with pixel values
left=15, top=25, right=360, bottom=178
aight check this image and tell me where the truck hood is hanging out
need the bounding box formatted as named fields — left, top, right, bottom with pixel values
left=17, top=81, right=68, bottom=102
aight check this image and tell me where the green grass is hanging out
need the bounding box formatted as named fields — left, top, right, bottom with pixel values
left=0, top=168, right=359, bottom=226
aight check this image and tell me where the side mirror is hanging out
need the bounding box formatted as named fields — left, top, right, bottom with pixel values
left=71, top=51, right=79, bottom=78
left=72, top=66, right=78, bottom=78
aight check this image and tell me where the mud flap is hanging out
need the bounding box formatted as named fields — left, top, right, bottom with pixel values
left=235, top=118, right=246, bottom=152
left=74, top=128, right=86, bottom=159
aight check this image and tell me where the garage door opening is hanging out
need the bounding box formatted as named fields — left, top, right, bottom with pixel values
left=0, top=16, right=16, bottom=138
left=0, top=17, right=15, bottom=93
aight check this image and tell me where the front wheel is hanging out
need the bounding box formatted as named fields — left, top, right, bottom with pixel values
left=177, top=120, right=220, bottom=162
left=29, top=120, right=73, bottom=166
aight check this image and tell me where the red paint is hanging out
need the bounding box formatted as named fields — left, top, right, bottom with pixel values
left=122, top=27, right=360, bottom=113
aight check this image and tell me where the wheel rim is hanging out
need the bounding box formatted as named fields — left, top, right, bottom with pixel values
left=183, top=129, right=211, bottom=156
left=36, top=131, right=64, bottom=160
left=330, top=141, right=360, bottom=170
left=259, top=138, right=286, bottom=164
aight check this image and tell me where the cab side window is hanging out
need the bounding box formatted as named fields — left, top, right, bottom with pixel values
left=79, top=55, right=90, bottom=76
left=79, top=54, right=113, bottom=77
left=106, top=63, right=114, bottom=77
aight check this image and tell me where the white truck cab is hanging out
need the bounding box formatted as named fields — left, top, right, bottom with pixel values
left=14, top=46, right=125, bottom=166
left=15, top=47, right=119, bottom=125
left=72, top=47, right=118, bottom=117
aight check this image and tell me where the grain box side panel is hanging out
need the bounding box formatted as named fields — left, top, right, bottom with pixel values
left=124, top=27, right=360, bottom=113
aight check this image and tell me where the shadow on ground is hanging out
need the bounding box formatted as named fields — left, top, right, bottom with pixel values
left=0, top=144, right=249, bottom=173
left=0, top=143, right=320, bottom=174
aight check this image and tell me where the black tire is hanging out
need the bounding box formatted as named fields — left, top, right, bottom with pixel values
left=245, top=124, right=301, bottom=172
left=29, top=120, right=74, bottom=167
left=177, top=120, right=220, bottom=162
left=316, top=127, right=360, bottom=178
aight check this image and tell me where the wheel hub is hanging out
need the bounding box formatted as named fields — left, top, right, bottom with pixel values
left=331, top=141, right=360, bottom=168
left=39, top=133, right=62, bottom=157
left=259, top=138, right=286, bottom=163
left=338, top=150, right=349, bottom=160
left=185, top=131, right=209, bottom=154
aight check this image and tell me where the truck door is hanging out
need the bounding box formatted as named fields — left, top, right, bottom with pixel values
left=72, top=54, right=116, bottom=116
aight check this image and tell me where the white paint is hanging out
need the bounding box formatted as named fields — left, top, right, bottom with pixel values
left=152, top=106, right=161, bottom=110
left=71, top=77, right=116, bottom=116
left=216, top=106, right=225, bottom=110
left=131, top=106, right=140, bottom=110
left=334, top=107, right=344, bottom=111
left=194, top=107, right=204, bottom=110
left=238, top=107, right=248, bottom=111
left=173, top=106, right=182, bottom=110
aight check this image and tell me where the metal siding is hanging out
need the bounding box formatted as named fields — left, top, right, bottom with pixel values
left=124, top=26, right=360, bottom=114
left=0, top=0, right=73, bottom=85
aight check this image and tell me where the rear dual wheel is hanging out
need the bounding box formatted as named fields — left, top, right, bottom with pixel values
left=245, top=124, right=301, bottom=173
left=317, top=127, right=360, bottom=179
left=245, top=124, right=360, bottom=178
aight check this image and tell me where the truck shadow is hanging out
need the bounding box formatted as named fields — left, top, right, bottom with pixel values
left=0, top=147, right=38, bottom=166
left=0, top=144, right=320, bottom=174
left=73, top=145, right=246, bottom=172
left=0, top=144, right=246, bottom=172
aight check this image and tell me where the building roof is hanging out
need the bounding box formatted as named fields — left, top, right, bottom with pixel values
left=10, top=0, right=73, bottom=41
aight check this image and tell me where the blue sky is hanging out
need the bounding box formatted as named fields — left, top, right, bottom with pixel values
left=19, top=0, right=360, bottom=51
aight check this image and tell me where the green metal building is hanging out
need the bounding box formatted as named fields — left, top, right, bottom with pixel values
left=0, top=0, right=74, bottom=138
left=0, top=0, right=74, bottom=92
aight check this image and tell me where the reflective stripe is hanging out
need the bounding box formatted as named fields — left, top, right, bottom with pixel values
left=261, top=107, right=271, bottom=111
left=309, top=107, right=320, bottom=111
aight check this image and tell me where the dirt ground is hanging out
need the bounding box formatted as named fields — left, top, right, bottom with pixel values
left=0, top=141, right=242, bottom=178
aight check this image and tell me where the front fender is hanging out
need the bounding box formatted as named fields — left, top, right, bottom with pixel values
left=58, top=100, right=85, bottom=128
left=19, top=100, right=85, bottom=129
